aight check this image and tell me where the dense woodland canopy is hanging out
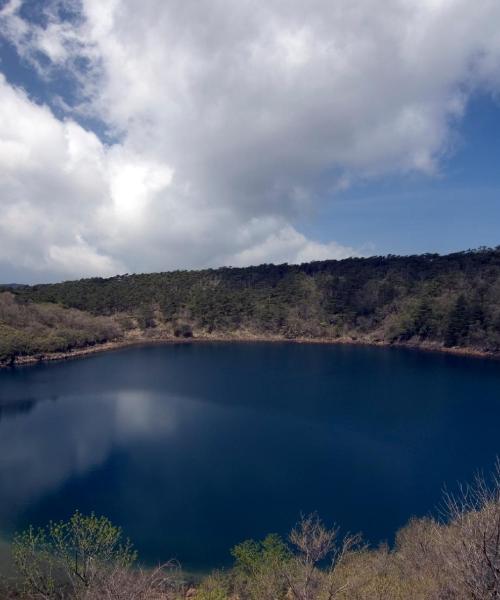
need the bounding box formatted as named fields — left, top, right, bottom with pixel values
left=2, top=247, right=500, bottom=363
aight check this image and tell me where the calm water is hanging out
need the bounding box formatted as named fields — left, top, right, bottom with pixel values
left=1, top=343, right=500, bottom=570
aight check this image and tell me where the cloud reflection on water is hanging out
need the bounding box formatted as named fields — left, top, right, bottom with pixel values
left=0, top=389, right=181, bottom=522
left=1, top=344, right=500, bottom=569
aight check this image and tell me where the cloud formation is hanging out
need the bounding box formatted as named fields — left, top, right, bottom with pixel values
left=1, top=0, right=500, bottom=281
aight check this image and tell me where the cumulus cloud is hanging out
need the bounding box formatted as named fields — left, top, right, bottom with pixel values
left=1, top=0, right=500, bottom=281
left=0, top=75, right=124, bottom=279
left=227, top=222, right=357, bottom=267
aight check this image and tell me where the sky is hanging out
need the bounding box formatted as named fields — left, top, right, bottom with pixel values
left=0, top=0, right=500, bottom=283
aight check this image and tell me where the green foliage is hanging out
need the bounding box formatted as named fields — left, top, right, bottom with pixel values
left=0, top=324, right=31, bottom=363
left=445, top=295, right=469, bottom=346
left=0, top=293, right=122, bottom=364
left=231, top=534, right=291, bottom=600
left=50, top=511, right=136, bottom=585
left=232, top=534, right=290, bottom=575
left=195, top=572, right=231, bottom=600
left=12, top=525, right=59, bottom=599
left=5, top=247, right=500, bottom=357
left=136, top=304, right=156, bottom=329
left=6, top=464, right=500, bottom=599
left=12, top=511, right=136, bottom=598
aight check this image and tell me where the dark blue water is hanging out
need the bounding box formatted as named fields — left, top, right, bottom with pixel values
left=1, top=343, right=500, bottom=570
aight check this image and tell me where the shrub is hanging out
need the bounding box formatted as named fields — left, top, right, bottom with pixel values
left=7, top=461, right=500, bottom=600
left=12, top=511, right=136, bottom=598
left=195, top=572, right=230, bottom=600
left=174, top=323, right=193, bottom=338
left=0, top=293, right=123, bottom=363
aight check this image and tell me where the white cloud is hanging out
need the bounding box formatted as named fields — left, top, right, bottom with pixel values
left=107, top=148, right=174, bottom=221
left=48, top=238, right=124, bottom=278
left=224, top=221, right=357, bottom=267
left=1, top=0, right=500, bottom=281
left=0, top=75, right=117, bottom=279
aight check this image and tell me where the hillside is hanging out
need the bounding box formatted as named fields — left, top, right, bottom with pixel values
left=0, top=292, right=121, bottom=365
left=2, top=247, right=500, bottom=364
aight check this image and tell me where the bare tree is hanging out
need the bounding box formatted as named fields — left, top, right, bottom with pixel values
left=80, top=561, right=184, bottom=600
left=437, top=460, right=500, bottom=600
left=284, top=514, right=361, bottom=600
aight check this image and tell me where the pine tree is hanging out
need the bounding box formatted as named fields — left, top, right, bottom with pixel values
left=445, top=295, right=469, bottom=347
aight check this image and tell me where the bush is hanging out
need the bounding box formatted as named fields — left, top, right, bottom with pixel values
left=174, top=323, right=193, bottom=338
left=12, top=511, right=136, bottom=598
left=0, top=293, right=123, bottom=364
left=6, top=462, right=500, bottom=599
left=195, top=572, right=230, bottom=600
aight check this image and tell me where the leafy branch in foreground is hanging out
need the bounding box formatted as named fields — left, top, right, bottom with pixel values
left=12, top=512, right=137, bottom=598
left=12, top=525, right=59, bottom=599
left=7, top=461, right=500, bottom=599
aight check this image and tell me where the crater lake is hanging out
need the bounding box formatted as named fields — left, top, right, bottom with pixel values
left=1, top=342, right=500, bottom=570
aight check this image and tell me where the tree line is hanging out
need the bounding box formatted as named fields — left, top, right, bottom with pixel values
left=3, top=247, right=500, bottom=360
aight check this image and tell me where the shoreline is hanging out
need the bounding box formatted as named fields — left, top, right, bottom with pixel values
left=2, top=332, right=499, bottom=369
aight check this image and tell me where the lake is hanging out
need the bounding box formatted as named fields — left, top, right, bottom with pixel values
left=0, top=342, right=500, bottom=570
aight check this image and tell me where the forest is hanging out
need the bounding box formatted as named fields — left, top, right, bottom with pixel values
left=0, top=292, right=120, bottom=364
left=2, top=247, right=500, bottom=364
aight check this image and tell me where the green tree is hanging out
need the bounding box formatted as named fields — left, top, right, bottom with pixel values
left=414, top=300, right=434, bottom=338
left=231, top=534, right=291, bottom=600
left=12, top=511, right=136, bottom=598
left=195, top=572, right=231, bottom=600
left=445, top=295, right=469, bottom=347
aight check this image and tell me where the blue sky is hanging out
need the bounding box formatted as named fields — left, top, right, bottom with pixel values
left=304, top=94, right=500, bottom=256
left=0, top=0, right=500, bottom=283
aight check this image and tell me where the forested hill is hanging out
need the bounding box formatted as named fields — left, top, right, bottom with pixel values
left=1, top=247, right=499, bottom=362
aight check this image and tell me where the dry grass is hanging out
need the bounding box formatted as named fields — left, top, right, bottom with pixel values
left=5, top=464, right=500, bottom=599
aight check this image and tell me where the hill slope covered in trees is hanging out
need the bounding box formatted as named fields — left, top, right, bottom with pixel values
left=2, top=247, right=500, bottom=364
left=0, top=292, right=120, bottom=364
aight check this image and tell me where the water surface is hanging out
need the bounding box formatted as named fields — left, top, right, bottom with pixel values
left=1, top=343, right=499, bottom=570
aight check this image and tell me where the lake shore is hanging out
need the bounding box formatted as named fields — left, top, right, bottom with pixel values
left=2, top=330, right=498, bottom=368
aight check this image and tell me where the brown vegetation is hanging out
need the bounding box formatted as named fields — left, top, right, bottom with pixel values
left=3, top=464, right=500, bottom=599
left=0, top=292, right=122, bottom=365
left=5, top=248, right=500, bottom=364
